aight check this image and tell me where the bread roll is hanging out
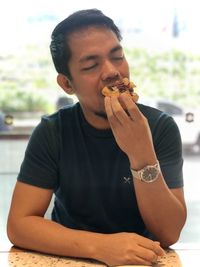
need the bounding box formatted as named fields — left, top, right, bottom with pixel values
left=101, top=77, right=139, bottom=102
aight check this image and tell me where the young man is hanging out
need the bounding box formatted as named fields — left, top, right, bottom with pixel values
left=7, top=9, right=186, bottom=266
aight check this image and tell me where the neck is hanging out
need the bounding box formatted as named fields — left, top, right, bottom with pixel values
left=83, top=111, right=111, bottom=130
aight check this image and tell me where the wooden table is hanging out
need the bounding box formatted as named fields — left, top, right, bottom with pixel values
left=0, top=244, right=200, bottom=266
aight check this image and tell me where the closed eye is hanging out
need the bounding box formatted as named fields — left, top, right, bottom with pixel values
left=113, top=56, right=124, bottom=60
left=81, top=63, right=98, bottom=71
left=112, top=54, right=124, bottom=61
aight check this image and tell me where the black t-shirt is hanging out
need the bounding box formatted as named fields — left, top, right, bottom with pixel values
left=18, top=102, right=183, bottom=237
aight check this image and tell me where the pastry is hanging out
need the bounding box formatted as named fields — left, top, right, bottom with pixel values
left=101, top=77, right=139, bottom=102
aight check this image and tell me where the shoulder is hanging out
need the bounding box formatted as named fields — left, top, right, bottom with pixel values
left=137, top=102, right=181, bottom=140
left=137, top=102, right=173, bottom=125
left=137, top=102, right=163, bottom=117
left=41, top=103, right=80, bottom=128
left=28, top=103, right=79, bottom=147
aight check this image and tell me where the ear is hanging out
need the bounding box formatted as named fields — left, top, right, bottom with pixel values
left=57, top=74, right=74, bottom=95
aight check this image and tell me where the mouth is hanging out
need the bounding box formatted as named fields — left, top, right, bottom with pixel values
left=105, top=78, right=122, bottom=88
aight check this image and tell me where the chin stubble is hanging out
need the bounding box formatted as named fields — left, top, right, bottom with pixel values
left=94, top=111, right=108, bottom=120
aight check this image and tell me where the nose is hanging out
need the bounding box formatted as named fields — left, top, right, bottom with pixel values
left=101, top=60, right=120, bottom=83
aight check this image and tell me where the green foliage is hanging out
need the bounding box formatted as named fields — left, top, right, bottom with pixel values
left=125, top=48, right=200, bottom=107
left=0, top=44, right=56, bottom=113
left=0, top=88, right=50, bottom=113
left=0, top=44, right=200, bottom=113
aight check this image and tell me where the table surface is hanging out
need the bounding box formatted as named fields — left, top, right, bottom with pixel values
left=0, top=245, right=200, bottom=267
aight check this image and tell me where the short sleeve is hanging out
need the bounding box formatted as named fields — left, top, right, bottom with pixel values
left=153, top=115, right=184, bottom=188
left=17, top=115, right=59, bottom=189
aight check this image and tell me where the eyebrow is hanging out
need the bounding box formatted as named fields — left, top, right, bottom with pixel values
left=79, top=45, right=123, bottom=64
left=110, top=45, right=123, bottom=54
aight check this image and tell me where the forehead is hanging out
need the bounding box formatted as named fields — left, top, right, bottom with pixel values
left=68, top=26, right=121, bottom=60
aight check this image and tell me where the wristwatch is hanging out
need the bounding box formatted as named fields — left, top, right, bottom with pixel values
left=130, top=161, right=160, bottom=183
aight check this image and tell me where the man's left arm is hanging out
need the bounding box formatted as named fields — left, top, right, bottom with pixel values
left=104, top=94, right=187, bottom=247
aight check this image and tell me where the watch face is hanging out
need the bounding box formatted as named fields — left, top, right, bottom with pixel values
left=141, top=166, right=158, bottom=182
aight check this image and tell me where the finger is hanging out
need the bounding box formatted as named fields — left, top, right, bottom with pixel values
left=137, top=236, right=165, bottom=256
left=119, top=93, right=143, bottom=121
left=104, top=96, right=113, bottom=117
left=153, top=242, right=166, bottom=256
left=135, top=245, right=159, bottom=264
left=144, top=241, right=165, bottom=257
left=104, top=96, right=121, bottom=127
left=109, top=95, right=131, bottom=125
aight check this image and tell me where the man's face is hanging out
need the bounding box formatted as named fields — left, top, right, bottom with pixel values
left=67, top=26, right=130, bottom=129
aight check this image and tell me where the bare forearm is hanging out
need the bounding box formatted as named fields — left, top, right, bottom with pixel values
left=7, top=216, right=102, bottom=260
left=7, top=216, right=165, bottom=266
left=133, top=176, right=187, bottom=247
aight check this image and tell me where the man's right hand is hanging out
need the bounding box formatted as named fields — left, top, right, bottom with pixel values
left=95, top=232, right=165, bottom=266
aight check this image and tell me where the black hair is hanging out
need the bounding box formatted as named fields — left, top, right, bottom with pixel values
left=50, top=9, right=122, bottom=80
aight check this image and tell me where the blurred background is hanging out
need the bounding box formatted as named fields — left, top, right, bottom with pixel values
left=0, top=0, right=200, bottom=249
